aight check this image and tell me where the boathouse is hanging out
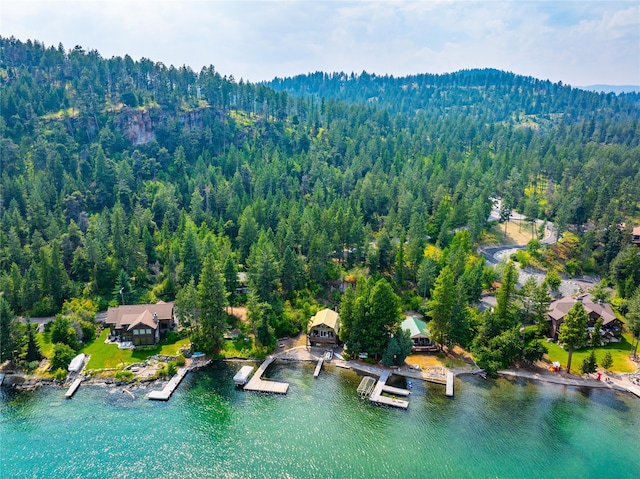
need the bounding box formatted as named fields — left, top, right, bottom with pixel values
left=308, top=308, right=340, bottom=347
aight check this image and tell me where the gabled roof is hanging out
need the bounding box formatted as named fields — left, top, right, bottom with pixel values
left=401, top=316, right=430, bottom=339
left=127, top=310, right=158, bottom=331
left=548, top=295, right=617, bottom=325
left=106, top=302, right=173, bottom=329
left=309, top=308, right=340, bottom=332
left=632, top=226, right=640, bottom=236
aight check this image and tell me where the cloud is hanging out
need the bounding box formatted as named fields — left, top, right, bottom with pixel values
left=1, top=0, right=638, bottom=85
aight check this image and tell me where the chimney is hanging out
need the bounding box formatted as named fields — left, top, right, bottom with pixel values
left=153, top=312, right=158, bottom=324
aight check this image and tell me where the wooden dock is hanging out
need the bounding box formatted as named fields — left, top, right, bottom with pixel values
left=369, top=370, right=410, bottom=409
left=244, top=357, right=289, bottom=394
left=446, top=371, right=454, bottom=397
left=314, top=358, right=324, bottom=378
left=65, top=377, right=83, bottom=399
left=148, top=367, right=188, bottom=401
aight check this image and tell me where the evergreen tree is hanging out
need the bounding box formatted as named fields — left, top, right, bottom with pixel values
left=494, top=261, right=518, bottom=328
left=558, top=302, right=588, bottom=373
left=428, top=266, right=455, bottom=350
left=0, top=297, right=15, bottom=362
left=24, top=319, right=43, bottom=362
left=222, top=253, right=238, bottom=306
left=196, top=253, right=228, bottom=353
left=600, top=351, right=613, bottom=370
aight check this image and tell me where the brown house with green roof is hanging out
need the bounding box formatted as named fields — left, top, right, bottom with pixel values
left=106, top=302, right=174, bottom=346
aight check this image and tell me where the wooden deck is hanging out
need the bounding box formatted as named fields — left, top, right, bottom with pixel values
left=369, top=370, right=410, bottom=409
left=244, top=357, right=289, bottom=394
left=65, top=377, right=83, bottom=399
left=314, top=358, right=324, bottom=378
left=148, top=367, right=188, bottom=401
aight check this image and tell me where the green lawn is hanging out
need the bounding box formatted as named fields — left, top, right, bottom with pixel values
left=81, top=329, right=190, bottom=370
left=537, top=333, right=637, bottom=373
left=36, top=332, right=54, bottom=358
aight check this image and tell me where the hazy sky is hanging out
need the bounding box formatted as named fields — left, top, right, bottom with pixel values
left=2, top=0, right=639, bottom=86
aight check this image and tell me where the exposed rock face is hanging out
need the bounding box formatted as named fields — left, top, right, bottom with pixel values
left=114, top=108, right=156, bottom=146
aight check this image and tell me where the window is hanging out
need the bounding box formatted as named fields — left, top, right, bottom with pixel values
left=133, top=330, right=140, bottom=335
left=146, top=329, right=152, bottom=335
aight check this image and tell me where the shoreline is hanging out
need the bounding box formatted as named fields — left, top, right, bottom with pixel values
left=3, top=349, right=639, bottom=400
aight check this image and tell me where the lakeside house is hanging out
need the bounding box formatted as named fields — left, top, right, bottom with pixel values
left=308, top=308, right=340, bottom=347
left=632, top=226, right=640, bottom=246
left=105, top=301, right=175, bottom=346
left=546, top=294, right=621, bottom=340
left=401, top=316, right=434, bottom=351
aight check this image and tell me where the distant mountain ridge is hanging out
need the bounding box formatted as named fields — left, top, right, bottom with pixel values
left=578, top=85, right=640, bottom=94
left=267, top=69, right=640, bottom=124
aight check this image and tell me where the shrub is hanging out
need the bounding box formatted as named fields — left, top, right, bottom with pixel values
left=167, top=361, right=178, bottom=376
left=114, top=370, right=133, bottom=381
left=53, top=368, right=68, bottom=381
left=175, top=354, right=186, bottom=367
left=50, top=343, right=76, bottom=371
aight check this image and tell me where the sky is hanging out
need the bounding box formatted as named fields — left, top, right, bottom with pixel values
left=1, top=0, right=639, bottom=87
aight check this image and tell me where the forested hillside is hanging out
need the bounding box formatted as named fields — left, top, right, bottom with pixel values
left=1, top=37, right=640, bottom=369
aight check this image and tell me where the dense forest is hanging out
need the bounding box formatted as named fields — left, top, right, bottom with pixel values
left=1, top=37, right=640, bottom=373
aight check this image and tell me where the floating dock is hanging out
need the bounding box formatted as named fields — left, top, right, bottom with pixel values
left=369, top=370, right=410, bottom=409
left=148, top=367, right=188, bottom=401
left=244, top=357, right=289, bottom=394
left=233, top=365, right=255, bottom=386
left=446, top=372, right=454, bottom=397
left=314, top=358, right=324, bottom=378
left=65, top=377, right=83, bottom=399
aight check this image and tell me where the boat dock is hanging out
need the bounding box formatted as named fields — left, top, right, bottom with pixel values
left=148, top=367, right=188, bottom=401
left=446, top=372, right=454, bottom=397
left=368, top=370, right=410, bottom=409
left=314, top=358, right=324, bottom=378
left=244, top=357, right=289, bottom=394
left=65, top=377, right=83, bottom=399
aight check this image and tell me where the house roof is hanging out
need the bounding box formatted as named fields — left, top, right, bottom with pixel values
left=401, top=316, right=430, bottom=339
left=309, top=308, right=340, bottom=332
left=632, top=226, right=640, bottom=236
left=547, top=295, right=617, bottom=325
left=127, top=310, right=159, bottom=331
left=106, top=302, right=173, bottom=330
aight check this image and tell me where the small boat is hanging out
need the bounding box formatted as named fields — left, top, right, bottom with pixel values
left=233, top=365, right=254, bottom=386
left=191, top=352, right=205, bottom=360
left=68, top=354, right=86, bottom=373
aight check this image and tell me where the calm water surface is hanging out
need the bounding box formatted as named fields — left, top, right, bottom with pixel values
left=1, top=362, right=639, bottom=479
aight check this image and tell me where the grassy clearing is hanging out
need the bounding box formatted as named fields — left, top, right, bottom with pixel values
left=36, top=332, right=55, bottom=358
left=537, top=333, right=637, bottom=373
left=81, top=329, right=190, bottom=369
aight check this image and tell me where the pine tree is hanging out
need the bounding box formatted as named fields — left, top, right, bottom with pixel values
left=25, top=319, right=43, bottom=362
left=0, top=297, right=15, bottom=362
left=428, top=266, right=455, bottom=350
left=558, top=302, right=588, bottom=373
left=196, top=253, right=228, bottom=353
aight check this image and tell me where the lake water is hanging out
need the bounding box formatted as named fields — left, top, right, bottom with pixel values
left=2, top=362, right=639, bottom=479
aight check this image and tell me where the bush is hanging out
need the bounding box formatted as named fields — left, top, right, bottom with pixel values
left=53, top=368, right=68, bottom=381
left=114, top=370, right=133, bottom=381
left=175, top=354, right=186, bottom=367
left=167, top=361, right=178, bottom=376
left=50, top=343, right=76, bottom=371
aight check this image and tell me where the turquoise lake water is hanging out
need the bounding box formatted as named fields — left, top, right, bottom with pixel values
left=1, top=362, right=639, bottom=479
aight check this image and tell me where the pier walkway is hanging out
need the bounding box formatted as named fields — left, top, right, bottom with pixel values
left=369, top=370, right=410, bottom=409
left=148, top=367, right=188, bottom=400
left=65, top=377, right=83, bottom=398
left=244, top=357, right=289, bottom=394
left=314, top=358, right=324, bottom=378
